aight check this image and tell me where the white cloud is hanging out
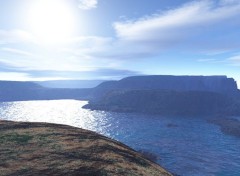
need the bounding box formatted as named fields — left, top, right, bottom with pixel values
left=0, top=71, right=68, bottom=81
left=78, top=0, right=98, bottom=10
left=0, top=30, right=34, bottom=44
left=1, top=47, right=34, bottom=57
left=228, top=55, right=240, bottom=66
left=197, top=58, right=218, bottom=62
left=1, top=0, right=240, bottom=77
left=220, top=0, right=240, bottom=5
left=0, top=72, right=31, bottom=81
left=67, top=36, right=113, bottom=54
left=228, top=55, right=240, bottom=61
left=114, top=0, right=240, bottom=44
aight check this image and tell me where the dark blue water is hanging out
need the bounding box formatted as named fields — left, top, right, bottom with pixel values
left=0, top=100, right=239, bottom=176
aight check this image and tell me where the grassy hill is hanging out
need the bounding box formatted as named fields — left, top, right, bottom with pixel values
left=0, top=120, right=172, bottom=176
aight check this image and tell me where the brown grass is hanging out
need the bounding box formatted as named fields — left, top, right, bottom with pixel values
left=0, top=120, right=172, bottom=176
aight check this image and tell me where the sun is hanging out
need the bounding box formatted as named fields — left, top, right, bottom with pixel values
left=26, top=0, right=76, bottom=45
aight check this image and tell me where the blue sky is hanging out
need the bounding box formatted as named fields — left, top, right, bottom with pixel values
left=0, top=0, right=240, bottom=86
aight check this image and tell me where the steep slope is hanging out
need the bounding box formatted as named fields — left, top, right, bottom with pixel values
left=85, top=76, right=240, bottom=115
left=84, top=90, right=240, bottom=116
left=92, top=76, right=238, bottom=99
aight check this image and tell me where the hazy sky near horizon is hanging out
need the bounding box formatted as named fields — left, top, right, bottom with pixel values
left=0, top=0, right=240, bottom=86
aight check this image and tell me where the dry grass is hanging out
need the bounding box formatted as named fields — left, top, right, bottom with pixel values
left=0, top=120, right=172, bottom=176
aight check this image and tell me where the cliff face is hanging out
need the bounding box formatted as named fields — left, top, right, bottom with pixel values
left=1, top=76, right=238, bottom=102
left=85, top=76, right=240, bottom=116
left=0, top=120, right=172, bottom=176
left=84, top=90, right=240, bottom=116
left=96, top=76, right=237, bottom=93
left=95, top=76, right=238, bottom=94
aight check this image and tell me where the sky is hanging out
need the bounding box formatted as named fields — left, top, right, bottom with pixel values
left=0, top=0, right=240, bottom=86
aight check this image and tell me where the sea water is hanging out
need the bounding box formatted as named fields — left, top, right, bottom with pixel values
left=0, top=100, right=239, bottom=176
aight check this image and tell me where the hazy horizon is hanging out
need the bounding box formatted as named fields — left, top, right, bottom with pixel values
left=0, top=74, right=239, bottom=89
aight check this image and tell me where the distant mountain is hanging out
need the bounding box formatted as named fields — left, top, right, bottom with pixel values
left=0, top=81, right=91, bottom=101
left=0, top=81, right=43, bottom=90
left=0, top=81, right=43, bottom=101
left=94, top=75, right=238, bottom=94
left=85, top=75, right=240, bottom=116
left=1, top=76, right=240, bottom=116
left=36, top=80, right=106, bottom=88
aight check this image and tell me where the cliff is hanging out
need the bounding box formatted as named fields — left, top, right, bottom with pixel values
left=0, top=120, right=172, bottom=176
left=95, top=76, right=238, bottom=93
left=85, top=76, right=240, bottom=116
left=84, top=90, right=240, bottom=116
left=1, top=76, right=238, bottom=102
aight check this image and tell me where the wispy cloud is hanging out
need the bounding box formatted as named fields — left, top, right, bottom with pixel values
left=0, top=30, right=34, bottom=44
left=0, top=72, right=31, bottom=81
left=27, top=68, right=140, bottom=79
left=1, top=47, right=34, bottom=57
left=1, top=0, right=240, bottom=81
left=0, top=67, right=140, bottom=81
left=197, top=58, right=219, bottom=62
left=228, top=55, right=240, bottom=66
left=78, top=0, right=98, bottom=10
left=66, top=36, right=113, bottom=55
left=114, top=0, right=240, bottom=51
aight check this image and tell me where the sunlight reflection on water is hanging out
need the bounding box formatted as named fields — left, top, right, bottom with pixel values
left=0, top=100, right=240, bottom=176
left=0, top=100, right=110, bottom=135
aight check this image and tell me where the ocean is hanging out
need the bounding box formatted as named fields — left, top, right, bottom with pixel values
left=0, top=100, right=239, bottom=176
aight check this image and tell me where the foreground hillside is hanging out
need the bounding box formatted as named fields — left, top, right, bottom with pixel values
left=0, top=120, right=172, bottom=176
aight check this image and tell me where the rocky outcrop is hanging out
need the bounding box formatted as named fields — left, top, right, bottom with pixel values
left=209, top=118, right=240, bottom=138
left=0, top=120, right=172, bottom=176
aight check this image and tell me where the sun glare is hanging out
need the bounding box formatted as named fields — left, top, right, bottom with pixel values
left=27, top=0, right=76, bottom=45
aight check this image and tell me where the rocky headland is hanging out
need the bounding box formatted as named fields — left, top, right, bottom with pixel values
left=84, top=76, right=240, bottom=116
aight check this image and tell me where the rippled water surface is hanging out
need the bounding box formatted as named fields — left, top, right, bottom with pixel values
left=0, top=100, right=240, bottom=176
